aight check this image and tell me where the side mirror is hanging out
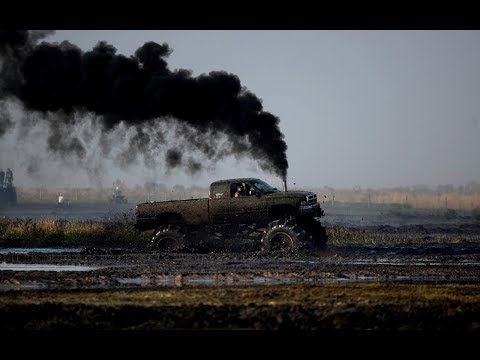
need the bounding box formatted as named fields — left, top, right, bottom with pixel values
left=250, top=189, right=256, bottom=196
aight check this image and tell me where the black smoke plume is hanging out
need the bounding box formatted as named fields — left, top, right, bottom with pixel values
left=0, top=30, right=288, bottom=179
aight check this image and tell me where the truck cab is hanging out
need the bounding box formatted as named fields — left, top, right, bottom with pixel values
left=209, top=178, right=322, bottom=225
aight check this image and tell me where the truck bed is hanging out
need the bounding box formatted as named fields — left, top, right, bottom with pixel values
left=135, top=198, right=210, bottom=230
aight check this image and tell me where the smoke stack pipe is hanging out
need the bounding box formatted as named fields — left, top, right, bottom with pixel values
left=282, top=179, right=287, bottom=192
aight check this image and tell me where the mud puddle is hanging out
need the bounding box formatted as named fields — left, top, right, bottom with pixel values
left=0, top=247, right=83, bottom=255
left=1, top=271, right=472, bottom=292
left=0, top=282, right=47, bottom=290
left=325, top=259, right=480, bottom=266
left=114, top=273, right=428, bottom=287
left=289, top=258, right=480, bottom=266
left=0, top=263, right=102, bottom=272
left=117, top=277, right=175, bottom=286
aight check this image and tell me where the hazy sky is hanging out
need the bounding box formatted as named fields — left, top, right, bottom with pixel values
left=4, top=30, right=480, bottom=189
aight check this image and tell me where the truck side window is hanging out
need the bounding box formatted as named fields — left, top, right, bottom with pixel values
left=231, top=183, right=240, bottom=197
left=232, top=183, right=248, bottom=197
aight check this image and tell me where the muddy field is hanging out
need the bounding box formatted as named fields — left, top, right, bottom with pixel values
left=1, top=202, right=480, bottom=332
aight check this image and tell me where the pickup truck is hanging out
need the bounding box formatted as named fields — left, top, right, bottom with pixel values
left=135, top=178, right=327, bottom=252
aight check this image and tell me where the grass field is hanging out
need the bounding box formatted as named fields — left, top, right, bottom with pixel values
left=0, top=218, right=148, bottom=247
left=0, top=218, right=475, bottom=248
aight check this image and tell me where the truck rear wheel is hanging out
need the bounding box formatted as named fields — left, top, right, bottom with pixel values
left=152, top=225, right=186, bottom=251
left=261, top=220, right=307, bottom=253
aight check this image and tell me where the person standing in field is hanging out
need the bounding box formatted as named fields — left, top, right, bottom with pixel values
left=5, top=168, right=13, bottom=186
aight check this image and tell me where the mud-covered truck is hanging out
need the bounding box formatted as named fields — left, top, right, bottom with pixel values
left=135, top=178, right=327, bottom=252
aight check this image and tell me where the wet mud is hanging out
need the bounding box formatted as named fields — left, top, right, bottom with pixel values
left=1, top=203, right=480, bottom=331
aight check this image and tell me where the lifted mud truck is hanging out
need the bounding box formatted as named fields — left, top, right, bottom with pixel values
left=135, top=178, right=327, bottom=252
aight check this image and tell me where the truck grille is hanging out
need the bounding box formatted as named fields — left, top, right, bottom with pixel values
left=306, top=194, right=317, bottom=205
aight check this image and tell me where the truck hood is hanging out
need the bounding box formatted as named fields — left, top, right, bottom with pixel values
left=264, top=190, right=314, bottom=199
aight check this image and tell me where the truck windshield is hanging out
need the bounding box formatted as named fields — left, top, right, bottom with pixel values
left=253, top=180, right=278, bottom=194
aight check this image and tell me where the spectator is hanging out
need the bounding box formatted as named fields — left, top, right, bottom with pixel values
left=5, top=168, right=13, bottom=186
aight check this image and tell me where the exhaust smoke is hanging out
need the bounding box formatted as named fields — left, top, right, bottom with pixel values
left=0, top=30, right=289, bottom=182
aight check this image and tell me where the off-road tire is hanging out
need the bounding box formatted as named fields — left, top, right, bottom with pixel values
left=152, top=225, right=186, bottom=251
left=261, top=219, right=307, bottom=253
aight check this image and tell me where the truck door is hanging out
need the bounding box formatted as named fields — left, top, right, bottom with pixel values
left=209, top=182, right=231, bottom=224
left=229, top=181, right=268, bottom=224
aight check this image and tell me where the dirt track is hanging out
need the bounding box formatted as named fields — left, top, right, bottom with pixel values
left=1, top=202, right=480, bottom=331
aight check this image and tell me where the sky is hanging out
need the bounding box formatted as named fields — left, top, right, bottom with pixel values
left=2, top=30, right=480, bottom=189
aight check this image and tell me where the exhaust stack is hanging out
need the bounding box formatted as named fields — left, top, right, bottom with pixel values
left=282, top=179, right=287, bottom=192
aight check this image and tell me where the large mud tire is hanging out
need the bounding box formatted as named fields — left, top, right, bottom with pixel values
left=261, top=220, right=307, bottom=253
left=152, top=225, right=186, bottom=251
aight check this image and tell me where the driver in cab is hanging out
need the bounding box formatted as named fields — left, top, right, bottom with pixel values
left=234, top=185, right=244, bottom=197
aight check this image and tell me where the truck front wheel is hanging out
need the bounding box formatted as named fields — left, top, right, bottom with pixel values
left=152, top=225, right=186, bottom=251
left=261, top=220, right=307, bottom=253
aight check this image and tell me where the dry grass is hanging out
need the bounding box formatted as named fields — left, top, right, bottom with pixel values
left=0, top=218, right=150, bottom=247
left=326, top=225, right=411, bottom=246
left=325, top=225, right=476, bottom=246
left=314, top=188, right=480, bottom=211
left=0, top=218, right=468, bottom=248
